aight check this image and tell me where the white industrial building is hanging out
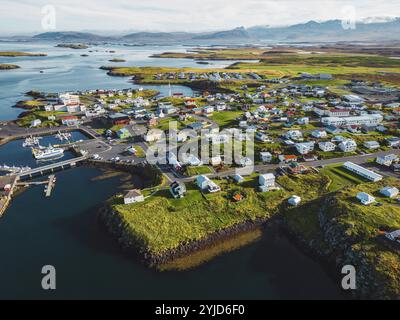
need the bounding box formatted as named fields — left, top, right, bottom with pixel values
left=343, top=162, right=383, bottom=182
left=321, top=114, right=383, bottom=127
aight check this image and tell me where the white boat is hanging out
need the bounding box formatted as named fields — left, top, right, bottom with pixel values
left=32, top=145, right=64, bottom=160
left=23, top=136, right=41, bottom=148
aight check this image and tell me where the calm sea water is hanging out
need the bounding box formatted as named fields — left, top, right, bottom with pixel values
left=0, top=42, right=248, bottom=120
left=0, top=141, right=344, bottom=300
left=0, top=42, right=345, bottom=299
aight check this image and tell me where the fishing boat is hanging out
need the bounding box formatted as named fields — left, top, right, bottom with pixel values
left=22, top=136, right=41, bottom=148
left=32, top=145, right=64, bottom=160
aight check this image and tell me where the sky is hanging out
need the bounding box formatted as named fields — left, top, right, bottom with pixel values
left=0, top=0, right=399, bottom=35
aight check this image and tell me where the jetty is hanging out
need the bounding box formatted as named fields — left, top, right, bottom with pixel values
left=18, top=155, right=88, bottom=179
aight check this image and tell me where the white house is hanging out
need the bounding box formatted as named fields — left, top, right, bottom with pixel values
left=295, top=142, right=315, bottom=155
left=210, top=156, right=222, bottom=167
left=339, top=140, right=357, bottom=152
left=30, top=119, right=42, bottom=128
left=123, top=189, right=145, bottom=204
left=380, top=187, right=399, bottom=198
left=297, top=117, right=309, bottom=125
left=196, top=175, right=221, bottom=193
left=311, top=130, right=328, bottom=139
left=319, top=141, right=336, bottom=152
left=259, top=173, right=276, bottom=188
left=260, top=152, right=273, bottom=163
left=233, top=174, right=244, bottom=184
left=356, top=192, right=376, bottom=206
left=288, top=196, right=301, bottom=206
left=256, top=132, right=272, bottom=143
left=144, top=129, right=164, bottom=142
left=363, top=141, right=380, bottom=150
left=376, top=154, right=399, bottom=167
left=285, top=130, right=303, bottom=141
left=239, top=157, right=253, bottom=167
left=343, top=162, right=383, bottom=182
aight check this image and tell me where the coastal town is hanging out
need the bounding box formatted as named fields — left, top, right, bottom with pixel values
left=1, top=43, right=400, bottom=299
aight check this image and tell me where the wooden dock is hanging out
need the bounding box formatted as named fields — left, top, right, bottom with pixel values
left=45, top=175, right=56, bottom=197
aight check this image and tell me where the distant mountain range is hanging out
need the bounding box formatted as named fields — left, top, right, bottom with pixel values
left=28, top=18, right=400, bottom=44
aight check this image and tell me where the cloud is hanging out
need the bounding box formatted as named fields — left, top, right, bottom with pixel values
left=0, top=0, right=399, bottom=35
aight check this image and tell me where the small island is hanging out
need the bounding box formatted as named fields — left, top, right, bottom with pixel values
left=56, top=43, right=89, bottom=50
left=0, top=51, right=46, bottom=57
left=109, top=58, right=126, bottom=63
left=0, top=64, right=20, bottom=70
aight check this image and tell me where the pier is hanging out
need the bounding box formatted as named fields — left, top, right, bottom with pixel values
left=18, top=156, right=88, bottom=180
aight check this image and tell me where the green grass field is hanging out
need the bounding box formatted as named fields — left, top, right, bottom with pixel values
left=184, top=166, right=213, bottom=176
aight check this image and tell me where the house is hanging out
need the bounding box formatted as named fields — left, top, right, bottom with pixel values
left=117, top=128, right=132, bottom=140
left=170, top=181, right=187, bottom=199
left=279, top=155, right=298, bottom=163
left=338, top=140, right=357, bottom=152
left=123, top=189, right=145, bottom=204
left=182, top=154, right=203, bottom=166
left=295, top=142, right=315, bottom=155
left=233, top=174, right=244, bottom=184
left=319, top=141, right=336, bottom=152
left=60, top=115, right=80, bottom=127
left=386, top=137, right=400, bottom=148
left=385, top=230, right=400, bottom=244
left=380, top=187, right=399, bottom=198
left=30, top=119, right=42, bottom=127
left=260, top=152, right=272, bottom=163
left=285, top=130, right=303, bottom=141
left=343, top=162, right=383, bottom=182
left=196, top=175, right=220, bottom=193
left=363, top=141, right=380, bottom=150
left=297, top=117, right=309, bottom=125
left=239, top=157, right=253, bottom=167
left=287, top=162, right=308, bottom=174
left=144, top=129, right=164, bottom=142
left=325, top=125, right=341, bottom=134
left=187, top=122, right=205, bottom=131
left=108, top=113, right=130, bottom=126
left=376, top=154, right=399, bottom=167
left=311, top=130, right=327, bottom=139
left=210, top=156, right=222, bottom=167
left=288, top=196, right=301, bottom=206
left=203, top=106, right=214, bottom=114
left=255, top=132, right=272, bottom=143
left=259, top=173, right=276, bottom=188
left=356, top=192, right=375, bottom=206
left=343, top=94, right=365, bottom=104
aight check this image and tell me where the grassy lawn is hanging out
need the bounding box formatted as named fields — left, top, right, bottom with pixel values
left=134, top=146, right=146, bottom=158
left=210, top=110, right=243, bottom=128
left=110, top=178, right=287, bottom=255
left=184, top=166, right=213, bottom=176
left=320, top=163, right=367, bottom=192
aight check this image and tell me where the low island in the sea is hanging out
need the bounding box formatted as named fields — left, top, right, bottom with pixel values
left=109, top=58, right=127, bottom=63
left=56, top=43, right=89, bottom=50
left=0, top=64, right=20, bottom=70
left=0, top=51, right=47, bottom=57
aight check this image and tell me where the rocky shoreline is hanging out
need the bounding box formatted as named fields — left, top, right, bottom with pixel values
left=100, top=203, right=279, bottom=267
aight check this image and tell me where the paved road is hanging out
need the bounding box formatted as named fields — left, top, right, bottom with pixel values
left=164, top=148, right=400, bottom=183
